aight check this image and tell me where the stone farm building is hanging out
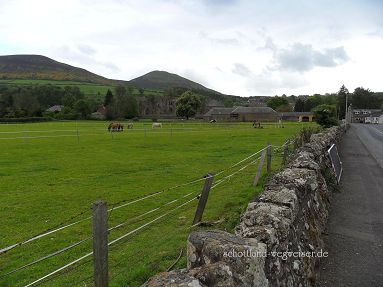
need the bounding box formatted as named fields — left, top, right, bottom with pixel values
left=351, top=109, right=383, bottom=123
left=279, top=112, right=315, bottom=122
left=204, top=106, right=279, bottom=122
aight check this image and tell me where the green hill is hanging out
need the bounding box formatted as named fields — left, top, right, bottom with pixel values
left=0, top=55, right=220, bottom=94
left=0, top=55, right=125, bottom=85
left=128, top=70, right=217, bottom=92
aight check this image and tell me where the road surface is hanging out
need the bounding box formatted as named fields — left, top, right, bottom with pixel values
left=316, top=124, right=383, bottom=287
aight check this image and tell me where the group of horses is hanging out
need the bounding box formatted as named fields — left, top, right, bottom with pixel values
left=107, top=122, right=162, bottom=132
left=108, top=123, right=125, bottom=132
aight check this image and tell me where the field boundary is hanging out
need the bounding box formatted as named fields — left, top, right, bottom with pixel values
left=1, top=141, right=291, bottom=287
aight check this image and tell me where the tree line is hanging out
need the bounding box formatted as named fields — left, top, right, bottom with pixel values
left=0, top=83, right=204, bottom=120
left=0, top=84, right=102, bottom=119
left=1, top=83, right=381, bottom=123
left=266, top=86, right=383, bottom=119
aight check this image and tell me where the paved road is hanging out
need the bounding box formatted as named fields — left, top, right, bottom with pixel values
left=316, top=124, right=383, bottom=287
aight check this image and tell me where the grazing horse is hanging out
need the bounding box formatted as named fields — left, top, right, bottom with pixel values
left=210, top=119, right=216, bottom=123
left=127, top=123, right=133, bottom=129
left=152, top=123, right=162, bottom=128
left=108, top=123, right=124, bottom=132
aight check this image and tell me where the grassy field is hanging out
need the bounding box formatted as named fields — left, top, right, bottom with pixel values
left=0, top=120, right=315, bottom=287
left=0, top=79, right=164, bottom=100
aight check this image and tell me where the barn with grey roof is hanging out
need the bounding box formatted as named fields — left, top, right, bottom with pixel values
left=204, top=106, right=279, bottom=122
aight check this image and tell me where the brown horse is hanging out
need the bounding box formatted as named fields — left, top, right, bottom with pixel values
left=108, top=123, right=124, bottom=132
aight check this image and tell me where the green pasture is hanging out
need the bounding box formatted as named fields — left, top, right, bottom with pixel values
left=0, top=120, right=315, bottom=286
left=0, top=79, right=164, bottom=100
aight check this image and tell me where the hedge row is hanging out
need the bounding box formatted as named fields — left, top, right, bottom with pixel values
left=0, top=117, right=54, bottom=123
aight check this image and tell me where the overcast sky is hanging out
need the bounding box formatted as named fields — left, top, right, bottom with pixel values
left=1, top=0, right=382, bottom=96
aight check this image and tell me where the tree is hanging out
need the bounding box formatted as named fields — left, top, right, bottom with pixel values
left=104, top=89, right=114, bottom=106
left=74, top=99, right=91, bottom=118
left=266, top=96, right=289, bottom=110
left=176, top=91, right=202, bottom=120
left=304, top=95, right=323, bottom=111
left=351, top=87, right=379, bottom=109
left=224, top=98, right=234, bottom=107
left=106, top=85, right=139, bottom=119
left=276, top=104, right=292, bottom=112
left=124, top=95, right=139, bottom=118
left=115, top=85, right=127, bottom=98
left=62, top=86, right=84, bottom=108
left=337, top=85, right=349, bottom=119
left=312, top=104, right=338, bottom=128
left=294, top=98, right=305, bottom=112
left=127, top=85, right=135, bottom=96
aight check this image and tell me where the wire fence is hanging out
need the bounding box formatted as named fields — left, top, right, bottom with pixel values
left=0, top=121, right=306, bottom=142
left=0, top=139, right=295, bottom=287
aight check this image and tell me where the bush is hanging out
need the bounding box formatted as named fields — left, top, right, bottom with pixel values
left=312, top=104, right=338, bottom=128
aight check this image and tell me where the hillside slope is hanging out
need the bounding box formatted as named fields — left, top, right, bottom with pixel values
left=0, top=54, right=222, bottom=95
left=0, top=55, right=123, bottom=85
left=128, top=70, right=217, bottom=92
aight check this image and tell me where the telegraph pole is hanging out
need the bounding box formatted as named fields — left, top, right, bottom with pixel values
left=345, top=93, right=348, bottom=122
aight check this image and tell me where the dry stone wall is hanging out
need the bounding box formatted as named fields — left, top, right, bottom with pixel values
left=144, top=126, right=344, bottom=287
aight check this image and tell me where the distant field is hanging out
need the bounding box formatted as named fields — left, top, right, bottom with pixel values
left=0, top=79, right=164, bottom=100
left=0, top=121, right=315, bottom=286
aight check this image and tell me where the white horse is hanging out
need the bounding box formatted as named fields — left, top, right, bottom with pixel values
left=152, top=123, right=162, bottom=128
left=127, top=123, right=133, bottom=129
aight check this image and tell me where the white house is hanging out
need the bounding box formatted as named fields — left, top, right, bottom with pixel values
left=379, top=114, right=383, bottom=124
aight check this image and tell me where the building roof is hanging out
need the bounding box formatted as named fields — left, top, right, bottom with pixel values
left=368, top=111, right=383, bottom=117
left=46, top=105, right=64, bottom=112
left=204, top=106, right=279, bottom=117
left=206, top=99, right=224, bottom=108
left=204, top=107, right=235, bottom=116
left=279, top=112, right=314, bottom=116
left=231, top=106, right=277, bottom=114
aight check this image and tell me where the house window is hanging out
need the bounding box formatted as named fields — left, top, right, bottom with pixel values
left=363, top=111, right=368, bottom=115
left=354, top=111, right=360, bottom=115
left=230, top=113, right=239, bottom=118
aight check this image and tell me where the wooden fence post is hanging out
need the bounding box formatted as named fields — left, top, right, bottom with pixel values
left=253, top=149, right=266, bottom=187
left=75, top=121, right=79, bottom=143
left=76, top=127, right=80, bottom=144
left=93, top=200, right=108, bottom=287
left=192, top=173, right=215, bottom=225
left=23, top=131, right=28, bottom=144
left=266, top=142, right=272, bottom=172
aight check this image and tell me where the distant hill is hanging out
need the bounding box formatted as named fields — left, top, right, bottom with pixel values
left=0, top=54, right=224, bottom=96
left=0, top=55, right=124, bottom=85
left=128, top=70, right=216, bottom=93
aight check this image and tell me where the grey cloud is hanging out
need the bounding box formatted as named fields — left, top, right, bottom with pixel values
left=256, top=37, right=276, bottom=51
left=232, top=63, right=251, bottom=77
left=246, top=70, right=308, bottom=95
left=182, top=69, right=209, bottom=86
left=54, top=45, right=119, bottom=72
left=77, top=44, right=96, bottom=55
left=274, top=43, right=349, bottom=72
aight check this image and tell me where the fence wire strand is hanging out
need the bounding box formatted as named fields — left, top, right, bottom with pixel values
left=2, top=143, right=275, bottom=286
